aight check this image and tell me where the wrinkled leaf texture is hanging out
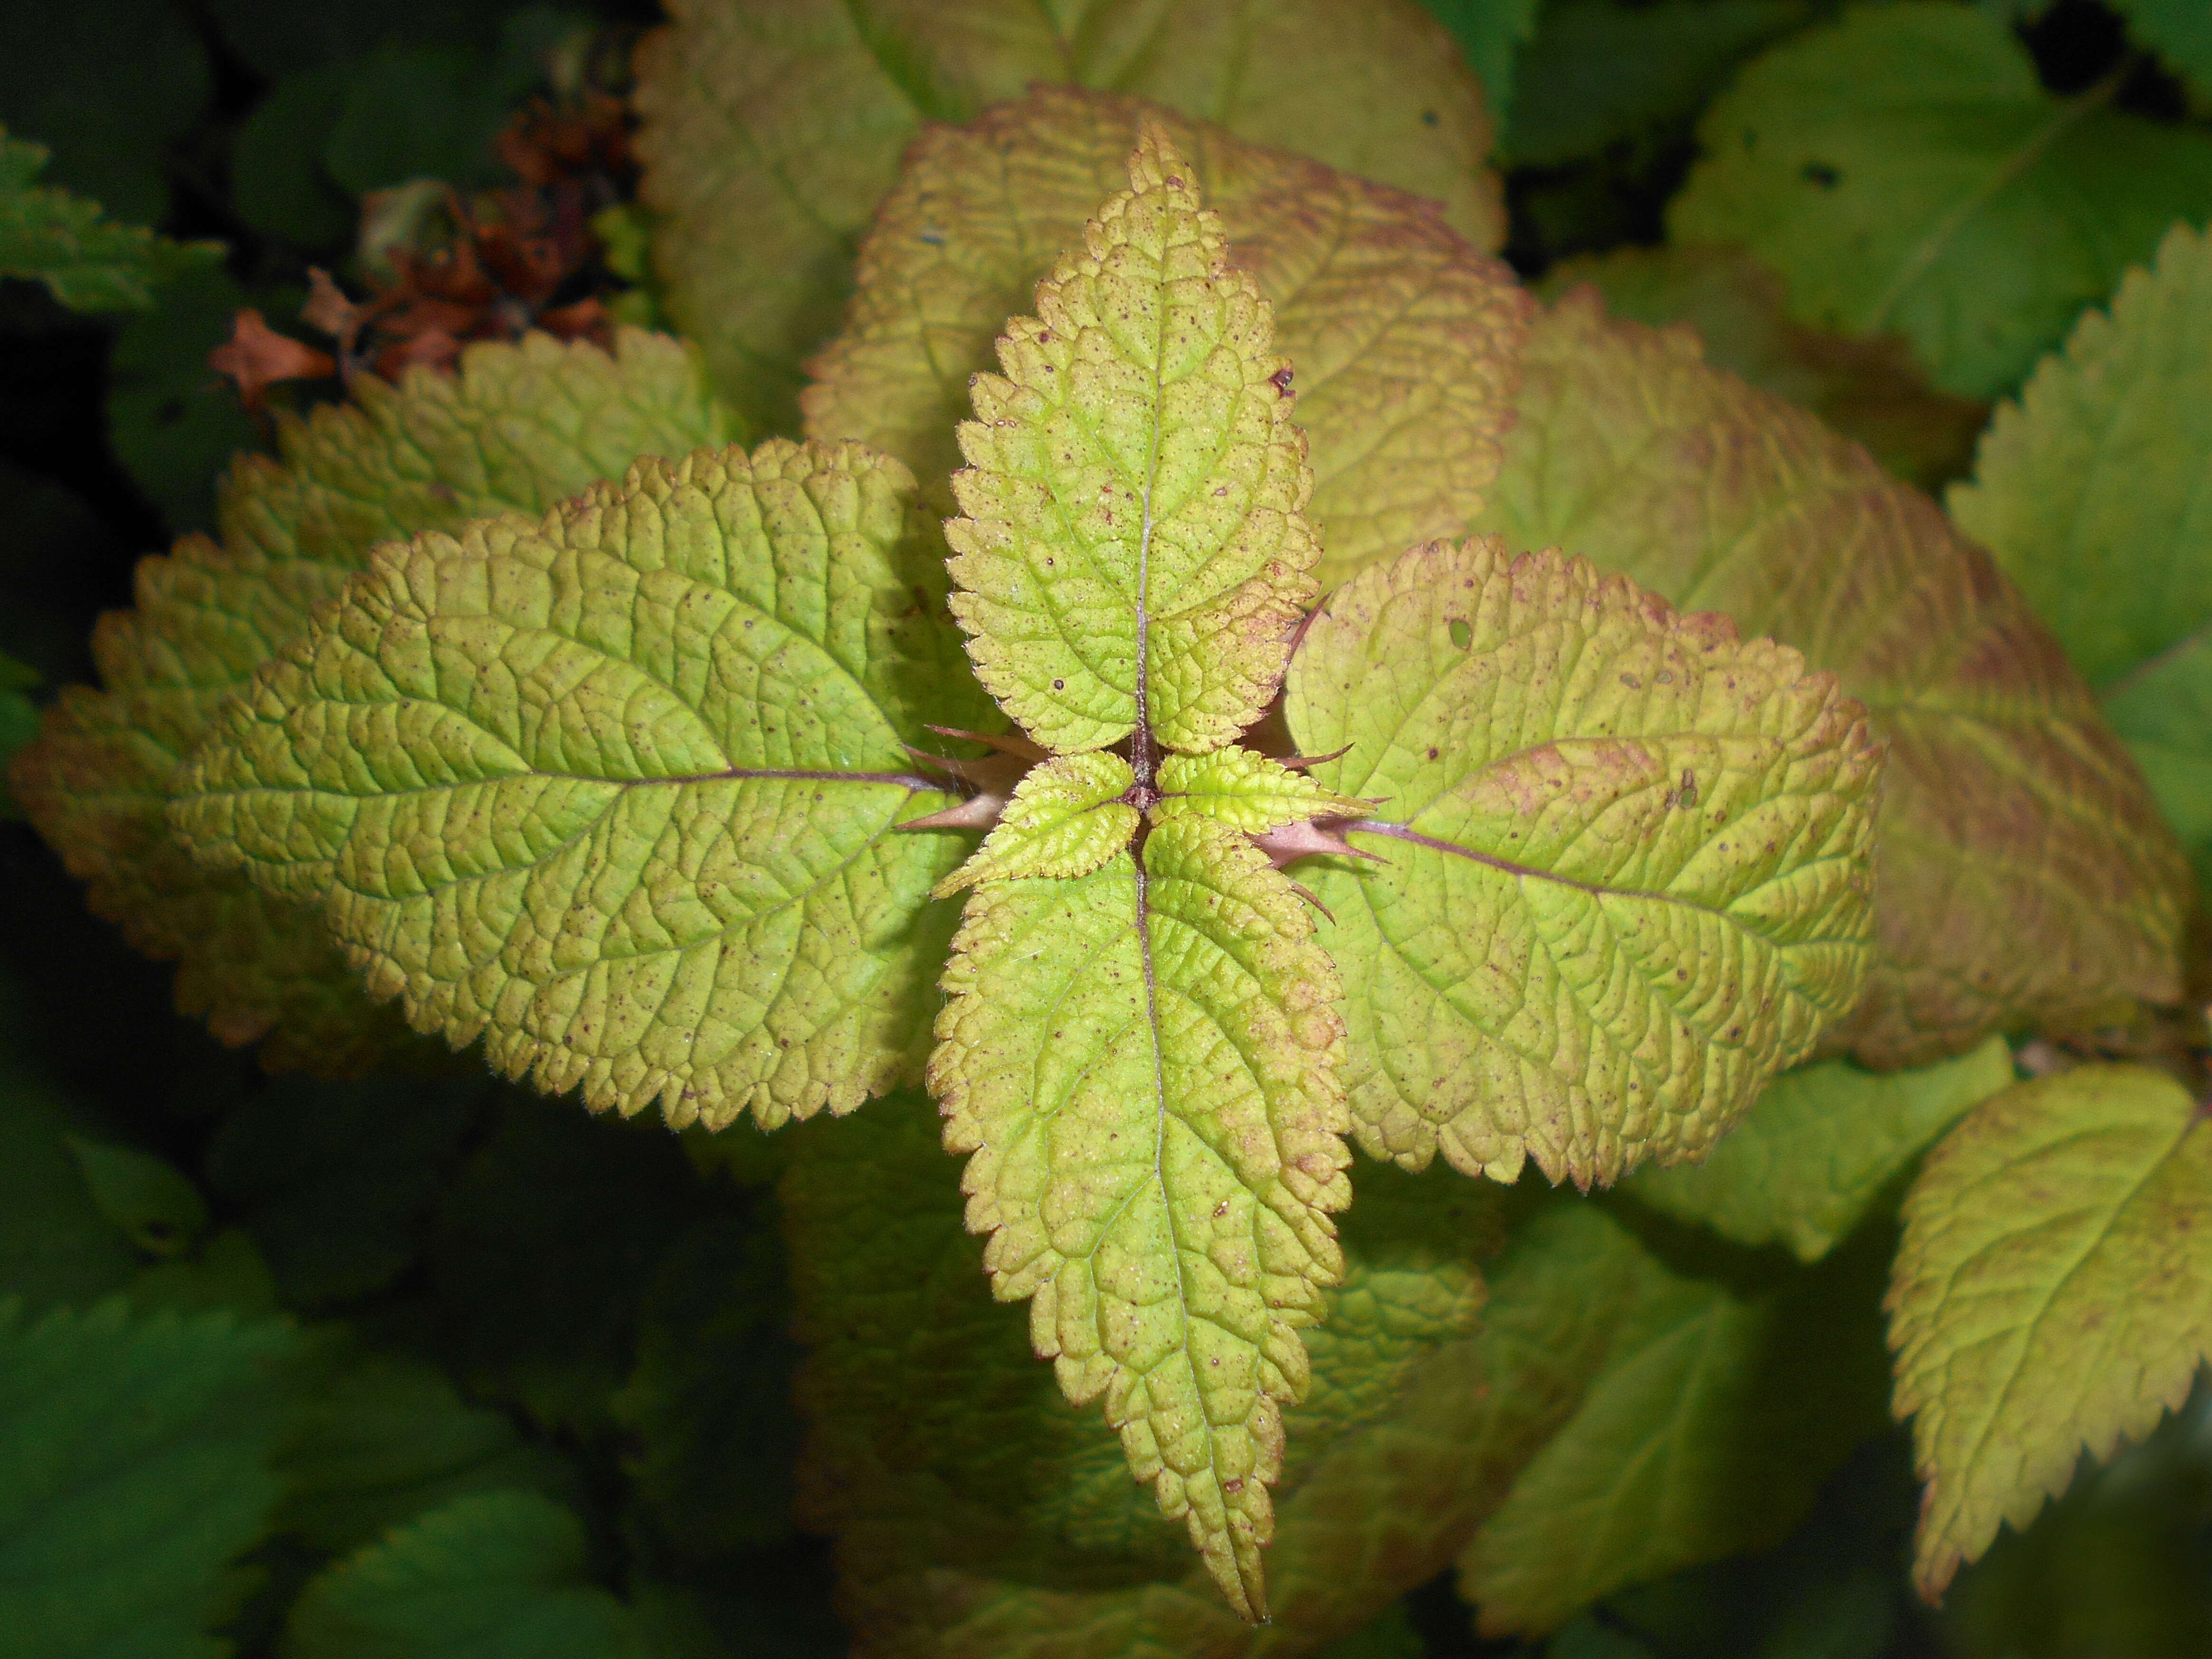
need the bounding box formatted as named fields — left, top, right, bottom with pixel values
left=171, top=439, right=990, bottom=1130
left=803, top=86, right=1529, bottom=590
left=11, top=331, right=738, bottom=1072
left=1887, top=1064, right=2212, bottom=1599
left=1475, top=291, right=2187, bottom=1065
left=1286, top=536, right=1881, bottom=1188
left=1949, top=222, right=2212, bottom=889
left=633, top=0, right=1505, bottom=432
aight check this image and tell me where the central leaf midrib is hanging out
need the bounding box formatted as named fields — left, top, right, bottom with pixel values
left=1129, top=192, right=1174, bottom=784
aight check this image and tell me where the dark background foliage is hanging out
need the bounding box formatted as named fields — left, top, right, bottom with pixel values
left=0, top=2, right=2206, bottom=1655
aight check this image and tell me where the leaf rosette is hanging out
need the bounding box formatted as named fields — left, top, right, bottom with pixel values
left=171, top=125, right=1884, bottom=1619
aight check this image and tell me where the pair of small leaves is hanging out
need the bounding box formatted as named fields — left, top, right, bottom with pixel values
left=173, top=131, right=1881, bottom=1617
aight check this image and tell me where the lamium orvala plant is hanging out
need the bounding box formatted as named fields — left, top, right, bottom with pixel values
left=10, top=13, right=2212, bottom=1652
left=156, top=127, right=1880, bottom=1618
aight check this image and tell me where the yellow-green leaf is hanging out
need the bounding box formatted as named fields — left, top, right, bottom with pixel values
left=1887, top=1063, right=2212, bottom=1598
left=1152, top=749, right=1365, bottom=835
left=634, top=0, right=1504, bottom=430
left=935, top=752, right=1138, bottom=897
left=929, top=815, right=1351, bottom=1619
left=10, top=330, right=738, bottom=1073
left=946, top=127, right=1316, bottom=760
left=1472, top=293, right=2188, bottom=1066
left=172, top=439, right=989, bottom=1131
left=1286, top=536, right=1880, bottom=1188
left=803, top=86, right=1530, bottom=587
left=1629, top=1037, right=2017, bottom=1262
left=1949, top=223, right=2212, bottom=889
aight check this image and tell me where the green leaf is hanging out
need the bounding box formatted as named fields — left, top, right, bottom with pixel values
left=1459, top=1223, right=1894, bottom=1634
left=1628, top=1037, right=2016, bottom=1261
left=935, top=753, right=1140, bottom=897
left=611, top=1211, right=800, bottom=1559
left=62, top=1134, right=209, bottom=1258
left=0, top=132, right=219, bottom=312
left=274, top=1339, right=579, bottom=1558
left=2111, top=0, right=2212, bottom=99
left=1886, top=1063, right=2212, bottom=1598
left=1667, top=2, right=2212, bottom=400
left=1470, top=292, right=2188, bottom=1066
left=636, top=0, right=1504, bottom=430
left=0, top=1297, right=295, bottom=1658
left=930, top=814, right=1350, bottom=1617
left=0, top=1044, right=137, bottom=1309
left=803, top=86, right=1529, bottom=590
left=106, top=262, right=265, bottom=534
left=203, top=1074, right=484, bottom=1307
left=1542, top=243, right=1988, bottom=491
left=1416, top=0, right=1542, bottom=129
left=174, top=439, right=987, bottom=1128
left=285, top=1490, right=638, bottom=1659
left=13, top=329, right=737, bottom=1074
left=1947, top=224, right=2212, bottom=886
left=429, top=1092, right=736, bottom=1433
left=0, top=649, right=38, bottom=818
left=1285, top=536, right=1880, bottom=1188
left=230, top=67, right=357, bottom=250
left=945, top=127, right=1316, bottom=759
left=1502, top=0, right=1808, bottom=168
left=784, top=1096, right=1505, bottom=1656
left=0, top=0, right=209, bottom=225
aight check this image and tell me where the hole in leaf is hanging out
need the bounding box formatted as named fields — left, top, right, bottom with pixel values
left=1801, top=161, right=1840, bottom=189
left=1448, top=619, right=1472, bottom=649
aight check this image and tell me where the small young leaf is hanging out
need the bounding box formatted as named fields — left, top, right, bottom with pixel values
left=0, top=129, right=219, bottom=312
left=930, top=816, right=1351, bottom=1619
left=11, top=330, right=737, bottom=1073
left=946, top=126, right=1316, bottom=759
left=1287, top=536, right=1880, bottom=1188
left=804, top=86, right=1529, bottom=588
left=1473, top=293, right=2188, bottom=1065
left=1629, top=1037, right=2016, bottom=1261
left=1886, top=1064, right=2212, bottom=1599
left=1152, top=749, right=1367, bottom=835
left=285, top=1489, right=638, bottom=1659
left=934, top=752, right=1139, bottom=897
left=635, top=0, right=1504, bottom=429
left=174, top=439, right=988, bottom=1131
left=1667, top=3, right=2212, bottom=399
left=1948, top=224, right=2212, bottom=886
left=0, top=1298, right=294, bottom=1656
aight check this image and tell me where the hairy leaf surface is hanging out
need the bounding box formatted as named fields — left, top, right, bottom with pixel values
left=1668, top=3, right=2212, bottom=399
left=931, top=816, right=1350, bottom=1617
left=0, top=1297, right=294, bottom=1657
left=1949, top=224, right=2212, bottom=886
left=1459, top=1219, right=1893, bottom=1634
left=804, top=87, right=1529, bottom=588
left=1630, top=1037, right=2016, bottom=1261
left=1286, top=536, right=1879, bottom=1188
left=0, top=129, right=219, bottom=311
left=1472, top=293, right=2187, bottom=1065
left=173, top=440, right=989, bottom=1130
left=634, top=0, right=1503, bottom=430
left=10, top=331, right=736, bottom=1072
left=945, top=127, right=1316, bottom=758
left=1887, top=1064, right=2212, bottom=1598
